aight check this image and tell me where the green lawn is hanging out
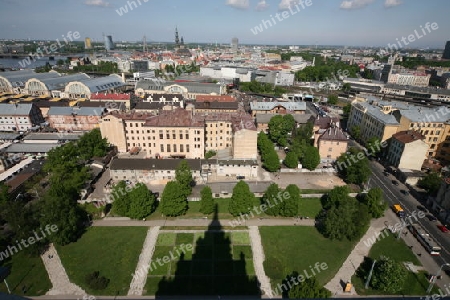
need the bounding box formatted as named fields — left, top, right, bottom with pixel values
left=55, top=227, right=148, bottom=296
left=352, top=231, right=439, bottom=295
left=298, top=197, right=322, bottom=218
left=145, top=230, right=258, bottom=295
left=300, top=189, right=331, bottom=194
left=259, top=226, right=355, bottom=289
left=0, top=251, right=51, bottom=296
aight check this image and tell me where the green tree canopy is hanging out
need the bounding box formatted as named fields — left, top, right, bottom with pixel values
left=417, top=172, right=442, bottom=196
left=361, top=187, right=387, bottom=218
left=328, top=94, right=338, bottom=105
left=301, top=146, right=320, bottom=171
left=175, top=160, right=193, bottom=197
left=336, top=147, right=371, bottom=185
left=371, top=257, right=407, bottom=293
left=284, top=272, right=331, bottom=298
left=261, top=183, right=282, bottom=216
left=111, top=181, right=129, bottom=216
left=281, top=184, right=300, bottom=217
left=161, top=181, right=188, bottom=217
left=258, top=132, right=280, bottom=172
left=199, top=186, right=214, bottom=215
left=127, top=183, right=156, bottom=219
left=284, top=151, right=299, bottom=168
left=229, top=181, right=255, bottom=217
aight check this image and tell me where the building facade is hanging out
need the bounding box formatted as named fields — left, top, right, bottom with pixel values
left=0, top=103, right=45, bottom=132
left=386, top=131, right=428, bottom=171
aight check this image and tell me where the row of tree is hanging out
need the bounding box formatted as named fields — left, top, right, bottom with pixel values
left=285, top=122, right=320, bottom=171
left=239, top=81, right=287, bottom=97
left=257, top=132, right=281, bottom=172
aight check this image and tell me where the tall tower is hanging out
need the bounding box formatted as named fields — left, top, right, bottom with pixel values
left=143, top=35, right=148, bottom=53
left=104, top=35, right=114, bottom=51
left=231, top=37, right=238, bottom=52
left=175, top=27, right=180, bottom=47
left=443, top=41, right=450, bottom=60
left=84, top=37, right=92, bottom=49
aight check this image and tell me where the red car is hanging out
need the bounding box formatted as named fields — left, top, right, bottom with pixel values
left=437, top=225, right=449, bottom=233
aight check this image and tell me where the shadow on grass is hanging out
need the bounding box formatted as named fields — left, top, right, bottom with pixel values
left=154, top=204, right=260, bottom=297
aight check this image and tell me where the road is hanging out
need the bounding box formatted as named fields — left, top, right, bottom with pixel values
left=368, top=160, right=450, bottom=267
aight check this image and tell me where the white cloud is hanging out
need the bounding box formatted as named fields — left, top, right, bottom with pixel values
left=85, top=0, right=110, bottom=7
left=225, top=0, right=249, bottom=9
left=255, top=0, right=269, bottom=11
left=340, top=0, right=374, bottom=10
left=278, top=0, right=298, bottom=11
left=384, top=0, right=402, bottom=8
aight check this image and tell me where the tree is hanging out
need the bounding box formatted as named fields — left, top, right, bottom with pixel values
left=127, top=183, right=156, bottom=219
left=199, top=186, right=214, bottom=215
left=268, top=115, right=295, bottom=147
left=342, top=83, right=351, bottom=92
left=281, top=184, right=300, bottom=217
left=284, top=151, right=299, bottom=168
left=301, top=146, right=320, bottom=171
left=371, top=257, right=407, bottom=293
left=263, top=150, right=281, bottom=172
left=111, top=181, right=129, bottom=216
left=175, top=160, right=193, bottom=197
left=336, top=148, right=371, bottom=185
left=343, top=103, right=351, bottom=118
left=229, top=181, right=255, bottom=217
left=361, top=187, right=387, bottom=218
left=293, top=122, right=314, bottom=145
left=328, top=94, right=338, bottom=105
left=350, top=125, right=361, bottom=141
left=366, top=137, right=382, bottom=157
left=261, top=183, right=282, bottom=216
left=284, top=272, right=331, bottom=298
left=161, top=181, right=188, bottom=217
left=322, top=186, right=351, bottom=210
left=205, top=150, right=216, bottom=159
left=57, top=59, right=65, bottom=66
left=417, top=172, right=441, bottom=196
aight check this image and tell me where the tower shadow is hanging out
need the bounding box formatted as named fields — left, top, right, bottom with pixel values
left=155, top=204, right=260, bottom=298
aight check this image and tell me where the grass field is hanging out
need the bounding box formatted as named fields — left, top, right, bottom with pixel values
left=352, top=232, right=439, bottom=295
left=259, top=226, right=355, bottom=289
left=298, top=198, right=322, bottom=218
left=55, top=227, right=148, bottom=296
left=145, top=230, right=258, bottom=296
left=0, top=251, right=51, bottom=296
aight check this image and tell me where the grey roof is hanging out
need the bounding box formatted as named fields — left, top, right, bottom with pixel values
left=385, top=83, right=450, bottom=96
left=75, top=74, right=124, bottom=93
left=24, top=133, right=82, bottom=141
left=48, top=106, right=105, bottom=116
left=0, top=133, right=21, bottom=140
left=2, top=143, right=59, bottom=153
left=135, top=102, right=181, bottom=110
left=0, top=103, right=33, bottom=116
left=256, top=113, right=312, bottom=124
left=250, top=101, right=306, bottom=111
left=135, top=80, right=223, bottom=94
left=31, top=73, right=90, bottom=91
left=400, top=108, right=450, bottom=123
left=355, top=101, right=399, bottom=125
left=0, top=70, right=61, bottom=87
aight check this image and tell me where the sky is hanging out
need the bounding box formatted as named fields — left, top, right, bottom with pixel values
left=0, top=0, right=448, bottom=48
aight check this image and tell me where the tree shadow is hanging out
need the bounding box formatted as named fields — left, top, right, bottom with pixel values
left=154, top=204, right=260, bottom=297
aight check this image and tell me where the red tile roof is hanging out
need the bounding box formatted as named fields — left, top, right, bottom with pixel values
left=392, top=130, right=425, bottom=144
left=91, top=93, right=130, bottom=101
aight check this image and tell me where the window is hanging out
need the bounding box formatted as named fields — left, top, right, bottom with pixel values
left=167, top=144, right=171, bottom=152
left=173, top=144, right=177, bottom=152
left=166, top=131, right=170, bottom=139
left=130, top=123, right=133, bottom=127
left=328, top=147, right=332, bottom=152
left=160, top=144, right=164, bottom=152
left=186, top=144, right=190, bottom=152
left=186, top=133, right=189, bottom=139
left=159, top=130, right=163, bottom=139
left=180, top=133, right=183, bottom=139
left=180, top=144, right=184, bottom=152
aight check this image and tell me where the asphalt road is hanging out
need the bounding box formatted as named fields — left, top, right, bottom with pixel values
left=367, top=159, right=450, bottom=268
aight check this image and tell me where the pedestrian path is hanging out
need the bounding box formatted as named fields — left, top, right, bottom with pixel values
left=41, top=243, right=86, bottom=296
left=249, top=226, right=273, bottom=298
left=128, top=226, right=160, bottom=296
left=324, top=216, right=387, bottom=296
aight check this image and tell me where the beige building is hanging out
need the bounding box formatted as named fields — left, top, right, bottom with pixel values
left=317, top=126, right=348, bottom=162
left=250, top=101, right=306, bottom=117
left=387, top=71, right=430, bottom=87
left=100, top=108, right=257, bottom=160
left=347, top=100, right=400, bottom=143
left=386, top=131, right=428, bottom=171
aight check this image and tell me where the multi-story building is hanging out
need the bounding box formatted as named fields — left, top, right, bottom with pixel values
left=100, top=108, right=257, bottom=160
left=387, top=71, right=431, bottom=87
left=0, top=103, right=45, bottom=132
left=347, top=100, right=400, bottom=143
left=250, top=101, right=306, bottom=117
left=386, top=130, right=428, bottom=171
left=317, top=126, right=348, bottom=163
left=48, top=106, right=105, bottom=132
left=89, top=93, right=131, bottom=110
left=134, top=80, right=226, bottom=99
left=430, top=177, right=450, bottom=224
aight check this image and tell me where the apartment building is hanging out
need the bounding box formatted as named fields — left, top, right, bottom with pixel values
left=100, top=108, right=257, bottom=160
left=134, top=80, right=226, bottom=99
left=90, top=93, right=131, bottom=110
left=48, top=106, right=106, bottom=132
left=317, top=126, right=348, bottom=162
left=250, top=101, right=306, bottom=117
left=0, top=103, right=45, bottom=132
left=386, top=130, right=428, bottom=171
left=388, top=71, right=431, bottom=87
left=347, top=100, right=400, bottom=143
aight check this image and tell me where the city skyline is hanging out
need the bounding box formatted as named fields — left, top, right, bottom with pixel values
left=0, top=0, right=448, bottom=48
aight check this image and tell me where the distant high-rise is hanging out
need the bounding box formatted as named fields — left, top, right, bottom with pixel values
left=84, top=37, right=92, bottom=49
left=104, top=35, right=114, bottom=51
left=231, top=37, right=238, bottom=52
left=443, top=41, right=450, bottom=59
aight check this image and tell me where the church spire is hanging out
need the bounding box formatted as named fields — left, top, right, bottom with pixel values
left=175, top=26, right=180, bottom=46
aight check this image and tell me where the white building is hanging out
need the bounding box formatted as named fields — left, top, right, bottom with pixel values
left=0, top=103, right=45, bottom=132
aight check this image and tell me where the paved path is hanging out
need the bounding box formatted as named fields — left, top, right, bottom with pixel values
left=41, top=243, right=86, bottom=296
left=128, top=226, right=160, bottom=296
left=325, top=216, right=387, bottom=296
left=93, top=218, right=316, bottom=227
left=249, top=226, right=273, bottom=298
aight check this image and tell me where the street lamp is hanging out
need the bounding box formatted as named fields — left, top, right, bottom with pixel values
left=427, top=263, right=450, bottom=294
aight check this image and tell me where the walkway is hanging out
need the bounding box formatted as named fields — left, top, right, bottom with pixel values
left=94, top=217, right=316, bottom=227
left=324, top=216, right=387, bottom=296
left=128, top=226, right=160, bottom=296
left=248, top=226, right=273, bottom=298
left=41, top=243, right=86, bottom=296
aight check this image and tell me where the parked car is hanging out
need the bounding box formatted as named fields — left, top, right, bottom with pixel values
left=427, top=214, right=438, bottom=222
left=392, top=180, right=399, bottom=186
left=437, top=225, right=449, bottom=233
left=236, top=175, right=245, bottom=180
left=401, top=190, right=409, bottom=195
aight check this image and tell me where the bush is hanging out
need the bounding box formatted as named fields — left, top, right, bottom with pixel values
left=85, top=271, right=110, bottom=290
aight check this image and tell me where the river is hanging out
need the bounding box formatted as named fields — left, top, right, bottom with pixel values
left=0, top=56, right=68, bottom=69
